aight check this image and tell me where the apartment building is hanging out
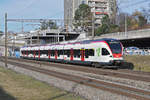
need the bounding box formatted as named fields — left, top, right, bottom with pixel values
left=64, top=0, right=117, bottom=27
left=64, top=0, right=87, bottom=27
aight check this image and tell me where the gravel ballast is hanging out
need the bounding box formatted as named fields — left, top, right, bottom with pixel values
left=9, top=59, right=150, bottom=91
left=0, top=61, right=137, bottom=100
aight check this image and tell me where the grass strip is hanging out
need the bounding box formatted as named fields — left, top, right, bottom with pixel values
left=124, top=55, right=150, bottom=72
left=0, top=67, right=84, bottom=100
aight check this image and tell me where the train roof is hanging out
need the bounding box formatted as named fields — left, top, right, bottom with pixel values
left=21, top=38, right=119, bottom=48
left=81, top=38, right=118, bottom=44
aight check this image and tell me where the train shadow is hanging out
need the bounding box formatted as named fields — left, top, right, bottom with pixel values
left=0, top=86, right=16, bottom=100
left=119, top=62, right=134, bottom=70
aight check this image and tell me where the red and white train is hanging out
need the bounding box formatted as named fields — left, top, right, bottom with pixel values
left=20, top=38, right=124, bottom=68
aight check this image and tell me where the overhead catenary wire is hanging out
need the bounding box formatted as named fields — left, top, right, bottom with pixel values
left=0, top=0, right=64, bottom=32
left=0, top=0, right=37, bottom=32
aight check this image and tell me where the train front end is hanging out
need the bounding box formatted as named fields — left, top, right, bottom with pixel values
left=105, top=39, right=124, bottom=66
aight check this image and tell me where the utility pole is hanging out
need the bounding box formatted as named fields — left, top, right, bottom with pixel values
left=57, top=27, right=60, bottom=43
left=12, top=33, right=16, bottom=56
left=92, top=12, right=95, bottom=39
left=37, top=30, right=40, bottom=44
left=125, top=15, right=127, bottom=38
left=21, top=21, right=24, bottom=33
left=0, top=19, right=1, bottom=31
left=5, top=13, right=8, bottom=68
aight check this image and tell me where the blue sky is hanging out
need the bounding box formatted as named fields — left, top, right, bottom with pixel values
left=0, top=0, right=64, bottom=32
left=118, top=0, right=150, bottom=13
left=0, top=0, right=150, bottom=32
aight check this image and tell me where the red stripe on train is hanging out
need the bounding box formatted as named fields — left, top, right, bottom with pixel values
left=113, top=54, right=122, bottom=58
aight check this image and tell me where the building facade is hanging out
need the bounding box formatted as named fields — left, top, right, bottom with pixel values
left=64, top=0, right=117, bottom=27
left=64, top=0, right=87, bottom=27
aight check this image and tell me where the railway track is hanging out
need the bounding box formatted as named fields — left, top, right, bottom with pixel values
left=0, top=58, right=150, bottom=100
left=4, top=57, right=150, bottom=83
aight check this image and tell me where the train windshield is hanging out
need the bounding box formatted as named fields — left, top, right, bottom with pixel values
left=106, top=40, right=122, bottom=54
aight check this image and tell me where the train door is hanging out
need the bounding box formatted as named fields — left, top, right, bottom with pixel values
left=55, top=50, right=57, bottom=60
left=70, top=49, right=74, bottom=61
left=27, top=50, right=28, bottom=57
left=38, top=49, right=40, bottom=60
left=100, top=48, right=111, bottom=62
left=34, top=50, right=35, bottom=59
left=48, top=50, right=51, bottom=59
left=81, top=49, right=85, bottom=61
left=23, top=51, right=25, bottom=57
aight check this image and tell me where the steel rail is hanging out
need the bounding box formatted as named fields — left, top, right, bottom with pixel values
left=6, top=57, right=150, bottom=83
left=0, top=59, right=150, bottom=100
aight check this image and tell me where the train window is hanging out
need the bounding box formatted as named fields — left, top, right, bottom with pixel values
left=64, top=50, right=67, bottom=55
left=32, top=51, right=34, bottom=55
left=30, top=50, right=34, bottom=55
left=22, top=51, right=25, bottom=55
left=30, top=51, right=33, bottom=55
left=74, top=50, right=76, bottom=58
left=29, top=51, right=31, bottom=55
left=57, top=50, right=63, bottom=56
left=41, top=50, right=48, bottom=56
left=67, top=50, right=70, bottom=57
left=73, top=49, right=80, bottom=58
left=40, top=50, right=43, bottom=55
left=102, top=48, right=110, bottom=56
left=30, top=51, right=32, bottom=55
left=74, top=50, right=78, bottom=58
left=64, top=50, right=70, bottom=57
left=89, top=49, right=94, bottom=56
left=35, top=51, right=38, bottom=55
left=45, top=50, right=48, bottom=55
left=53, top=50, right=55, bottom=56
left=51, top=50, right=55, bottom=56
left=61, top=50, right=63, bottom=55
left=27, top=51, right=30, bottom=55
left=25, top=51, right=27, bottom=55
left=57, top=50, right=60, bottom=57
left=85, top=49, right=89, bottom=58
left=84, top=49, right=94, bottom=58
left=33, top=51, right=35, bottom=55
left=77, top=50, right=81, bottom=58
left=55, top=50, right=58, bottom=56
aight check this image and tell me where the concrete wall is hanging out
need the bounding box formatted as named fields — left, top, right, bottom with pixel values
left=95, top=29, right=150, bottom=40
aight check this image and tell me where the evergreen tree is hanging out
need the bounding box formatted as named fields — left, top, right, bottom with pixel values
left=40, top=21, right=58, bottom=30
left=74, top=4, right=92, bottom=31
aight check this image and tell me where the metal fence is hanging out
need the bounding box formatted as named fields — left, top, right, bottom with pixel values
left=124, top=49, right=150, bottom=55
